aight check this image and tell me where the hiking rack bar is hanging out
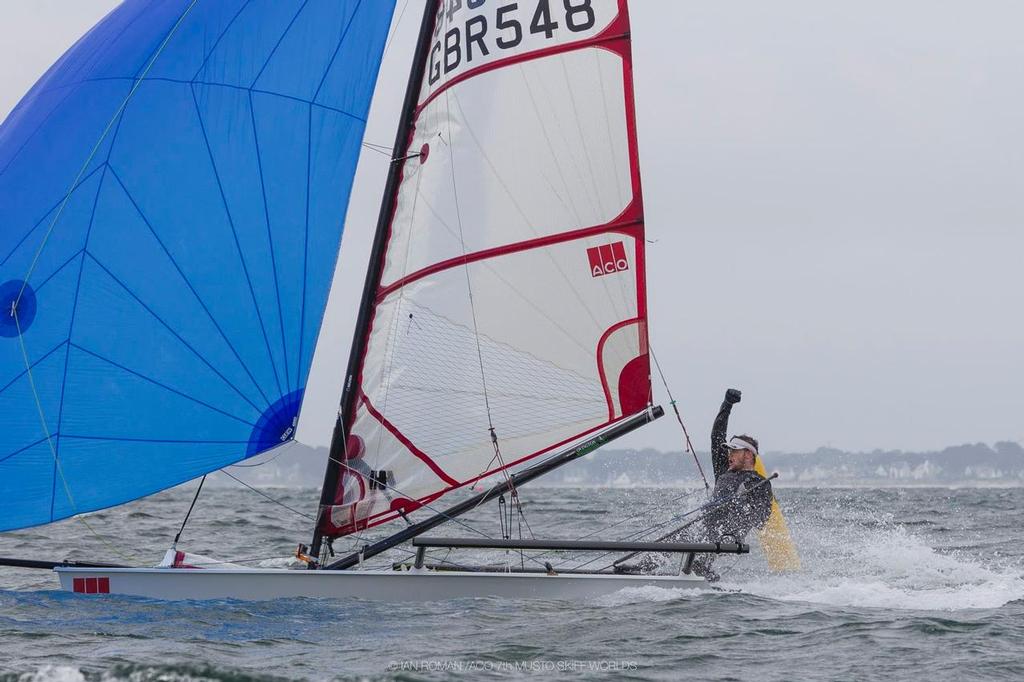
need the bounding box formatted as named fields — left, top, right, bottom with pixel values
left=411, top=537, right=749, bottom=554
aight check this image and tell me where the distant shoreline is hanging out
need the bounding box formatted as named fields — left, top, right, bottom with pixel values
left=217, top=439, right=1024, bottom=489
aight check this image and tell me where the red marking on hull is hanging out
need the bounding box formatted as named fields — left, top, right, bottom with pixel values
left=71, top=576, right=109, bottom=594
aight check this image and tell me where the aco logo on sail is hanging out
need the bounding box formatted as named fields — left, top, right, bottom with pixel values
left=587, top=242, right=629, bottom=278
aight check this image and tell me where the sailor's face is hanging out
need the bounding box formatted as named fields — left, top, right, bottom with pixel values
left=727, top=448, right=753, bottom=471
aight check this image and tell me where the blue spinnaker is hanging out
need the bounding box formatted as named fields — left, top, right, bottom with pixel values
left=0, top=0, right=395, bottom=531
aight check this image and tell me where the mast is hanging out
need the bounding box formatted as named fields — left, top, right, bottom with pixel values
left=310, top=0, right=440, bottom=561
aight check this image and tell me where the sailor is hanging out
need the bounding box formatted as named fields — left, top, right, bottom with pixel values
left=701, top=389, right=773, bottom=556
left=627, top=388, right=773, bottom=581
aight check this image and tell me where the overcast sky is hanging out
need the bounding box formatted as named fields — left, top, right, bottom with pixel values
left=1, top=2, right=1020, bottom=455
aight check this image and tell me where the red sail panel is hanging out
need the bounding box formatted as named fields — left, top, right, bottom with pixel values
left=320, top=0, right=649, bottom=536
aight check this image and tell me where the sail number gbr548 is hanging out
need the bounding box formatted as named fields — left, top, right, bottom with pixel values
left=428, top=0, right=616, bottom=89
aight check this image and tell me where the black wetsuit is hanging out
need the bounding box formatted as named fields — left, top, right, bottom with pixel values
left=631, top=397, right=773, bottom=579
left=704, top=401, right=773, bottom=541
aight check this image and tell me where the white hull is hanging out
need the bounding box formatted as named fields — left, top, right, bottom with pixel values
left=55, top=566, right=702, bottom=602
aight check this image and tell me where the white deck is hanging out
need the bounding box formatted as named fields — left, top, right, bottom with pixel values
left=55, top=566, right=703, bottom=602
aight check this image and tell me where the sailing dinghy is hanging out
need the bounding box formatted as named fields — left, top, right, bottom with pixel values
left=0, top=0, right=750, bottom=601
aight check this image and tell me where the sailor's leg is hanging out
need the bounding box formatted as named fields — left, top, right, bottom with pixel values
left=688, top=552, right=720, bottom=582
left=619, top=524, right=706, bottom=575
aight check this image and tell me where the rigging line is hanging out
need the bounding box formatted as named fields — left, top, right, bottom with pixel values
left=498, top=494, right=507, bottom=539
left=176, top=554, right=296, bottom=567
left=11, top=311, right=139, bottom=564
left=361, top=143, right=394, bottom=158
left=543, top=487, right=717, bottom=570
left=446, top=92, right=608, bottom=339
left=443, top=78, right=493, bottom=430
left=517, top=67, right=585, bottom=227
left=368, top=164, right=427, bottom=472
left=53, top=167, right=134, bottom=506
left=432, top=5, right=499, bottom=431
left=172, top=474, right=206, bottom=546
left=218, top=469, right=315, bottom=522
left=227, top=440, right=298, bottom=468
left=411, top=192, right=592, bottom=357
left=15, top=0, right=201, bottom=308
left=550, top=506, right=712, bottom=571
left=515, top=492, right=535, bottom=540
left=0, top=164, right=105, bottom=270
left=327, top=455, right=493, bottom=542
left=558, top=56, right=606, bottom=219
left=593, top=49, right=627, bottom=211
left=528, top=488, right=706, bottom=566
left=528, top=62, right=601, bottom=219
left=326, top=455, right=562, bottom=573
left=441, top=73, right=530, bottom=533
left=360, top=545, right=474, bottom=572
left=332, top=417, right=481, bottom=551
left=382, top=0, right=412, bottom=59
left=650, top=345, right=708, bottom=491
left=580, top=481, right=778, bottom=573
left=349, top=230, right=444, bottom=520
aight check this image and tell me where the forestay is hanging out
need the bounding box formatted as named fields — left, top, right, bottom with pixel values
left=320, top=0, right=650, bottom=537
left=0, top=0, right=395, bottom=531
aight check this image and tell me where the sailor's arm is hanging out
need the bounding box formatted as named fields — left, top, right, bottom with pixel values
left=711, top=389, right=741, bottom=479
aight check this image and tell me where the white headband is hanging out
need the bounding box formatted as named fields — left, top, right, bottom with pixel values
left=726, top=436, right=758, bottom=457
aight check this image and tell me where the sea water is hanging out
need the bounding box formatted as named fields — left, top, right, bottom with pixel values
left=1, top=485, right=1023, bottom=681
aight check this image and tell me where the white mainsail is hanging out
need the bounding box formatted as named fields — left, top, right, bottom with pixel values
left=321, top=0, right=650, bottom=536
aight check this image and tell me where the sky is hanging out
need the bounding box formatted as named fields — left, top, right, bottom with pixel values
left=0, top=1, right=1020, bottom=455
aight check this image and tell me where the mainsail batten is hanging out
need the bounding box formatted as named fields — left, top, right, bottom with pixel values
left=319, top=0, right=651, bottom=538
left=0, top=0, right=396, bottom=532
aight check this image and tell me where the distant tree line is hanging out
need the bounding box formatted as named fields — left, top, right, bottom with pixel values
left=216, top=440, right=1024, bottom=488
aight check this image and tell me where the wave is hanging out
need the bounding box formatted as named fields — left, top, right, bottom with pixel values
left=732, top=507, right=1024, bottom=611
